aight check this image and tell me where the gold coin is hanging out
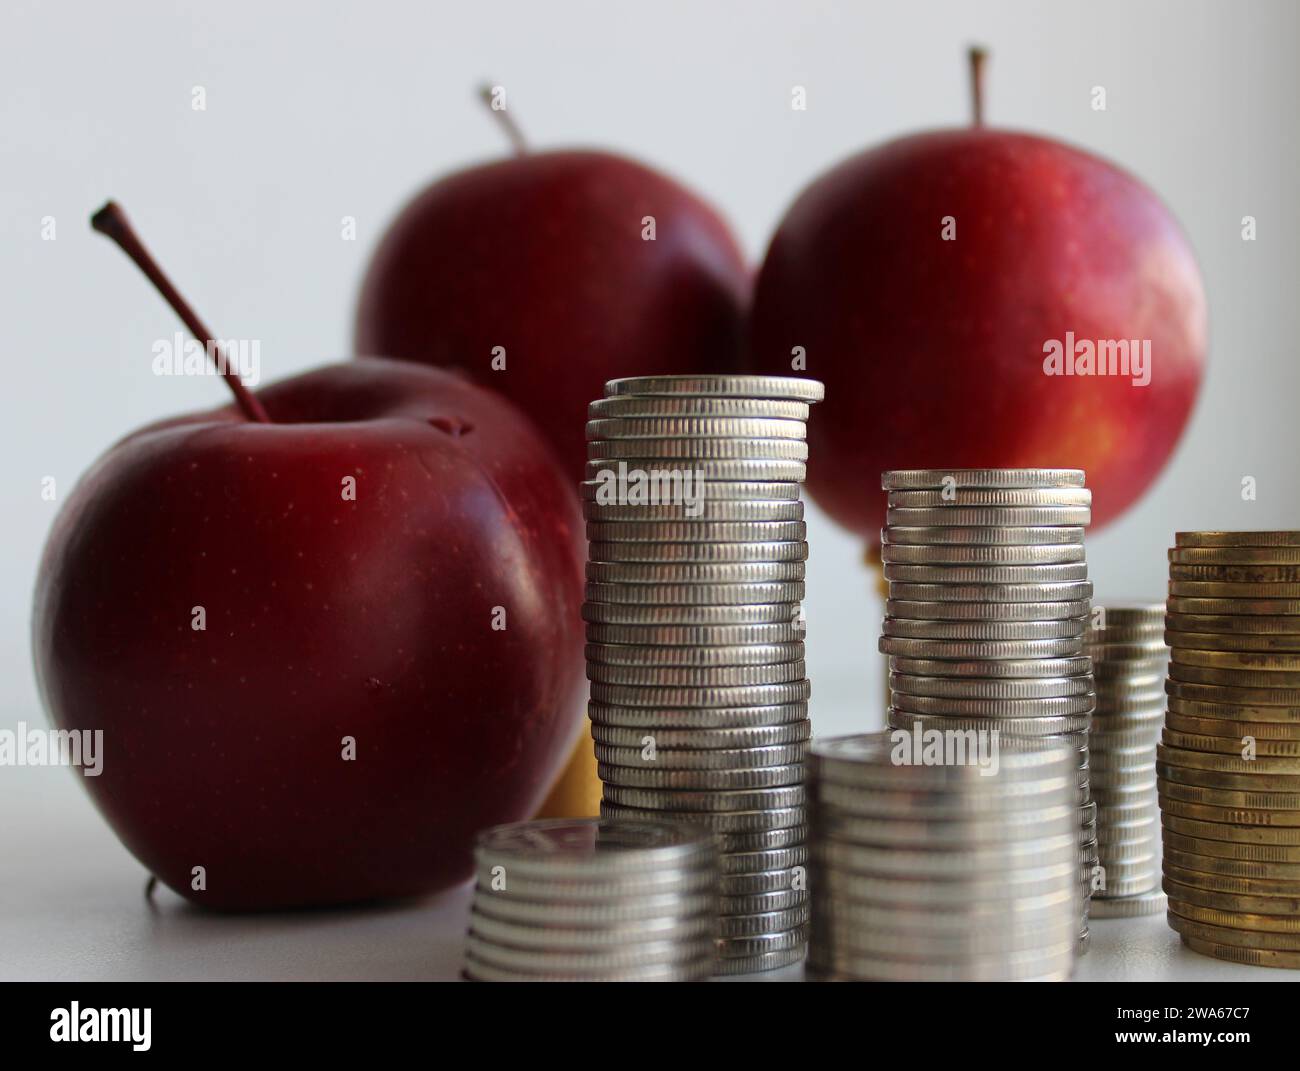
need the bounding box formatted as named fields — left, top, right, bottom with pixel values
left=1158, top=781, right=1300, bottom=809
left=1177, top=932, right=1300, bottom=968
left=1168, top=910, right=1300, bottom=950
left=1166, top=700, right=1300, bottom=728
left=1168, top=899, right=1300, bottom=933
left=1162, top=729, right=1300, bottom=758
left=1165, top=611, right=1300, bottom=635
left=1163, top=830, right=1300, bottom=862
left=1164, top=860, right=1300, bottom=894
left=1170, top=564, right=1300, bottom=583
left=1175, top=532, right=1300, bottom=548
left=1163, top=875, right=1300, bottom=914
left=1169, top=663, right=1300, bottom=688
left=1172, top=648, right=1300, bottom=671
left=1158, top=761, right=1300, bottom=795
left=1166, top=630, right=1300, bottom=652
left=1158, top=797, right=1300, bottom=826
left=1165, top=680, right=1300, bottom=710
left=1171, top=547, right=1300, bottom=564
left=1169, top=581, right=1300, bottom=598
left=1163, top=845, right=1300, bottom=880
left=1168, top=596, right=1300, bottom=615
left=1162, top=813, right=1300, bottom=845
left=1157, top=743, right=1300, bottom=775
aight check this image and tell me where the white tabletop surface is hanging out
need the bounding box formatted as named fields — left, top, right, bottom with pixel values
left=3, top=763, right=1295, bottom=983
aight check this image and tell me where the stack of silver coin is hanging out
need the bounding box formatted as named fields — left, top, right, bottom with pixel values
left=1083, top=603, right=1169, bottom=918
left=463, top=818, right=719, bottom=981
left=585, top=374, right=823, bottom=975
left=879, top=468, right=1097, bottom=952
left=807, top=733, right=1081, bottom=981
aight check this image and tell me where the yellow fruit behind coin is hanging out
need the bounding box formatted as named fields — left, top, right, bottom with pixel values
left=534, top=724, right=601, bottom=818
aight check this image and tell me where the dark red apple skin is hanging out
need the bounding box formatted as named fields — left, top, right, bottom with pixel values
left=354, top=150, right=749, bottom=477
left=32, top=358, right=586, bottom=910
left=748, top=129, right=1207, bottom=541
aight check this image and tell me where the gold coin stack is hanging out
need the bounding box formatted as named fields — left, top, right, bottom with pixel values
left=1161, top=531, right=1300, bottom=968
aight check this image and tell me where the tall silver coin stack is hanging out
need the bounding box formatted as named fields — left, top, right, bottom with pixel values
left=879, top=468, right=1097, bottom=952
left=1083, top=603, right=1169, bottom=918
left=806, top=733, right=1081, bottom=980
left=585, top=374, right=824, bottom=975
left=463, top=818, right=719, bottom=981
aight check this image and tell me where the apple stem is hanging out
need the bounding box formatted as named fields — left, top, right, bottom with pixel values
left=969, top=45, right=988, bottom=127
left=90, top=201, right=272, bottom=423
left=478, top=84, right=528, bottom=156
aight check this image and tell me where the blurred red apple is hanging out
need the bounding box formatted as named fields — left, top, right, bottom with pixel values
left=32, top=204, right=586, bottom=909
left=748, top=49, right=1206, bottom=541
left=354, top=91, right=749, bottom=478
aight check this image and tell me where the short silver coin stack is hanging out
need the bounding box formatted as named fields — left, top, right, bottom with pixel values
left=807, top=733, right=1081, bottom=981
left=463, top=818, right=719, bottom=981
left=879, top=468, right=1098, bottom=952
left=1083, top=603, right=1169, bottom=917
left=586, top=374, right=823, bottom=974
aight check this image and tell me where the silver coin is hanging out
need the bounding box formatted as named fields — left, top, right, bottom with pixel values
left=600, top=800, right=808, bottom=834
left=474, top=817, right=715, bottom=875
left=886, top=655, right=1092, bottom=678
left=463, top=952, right=712, bottom=983
left=885, top=599, right=1090, bottom=621
left=464, top=931, right=708, bottom=971
left=719, top=847, right=808, bottom=876
left=583, top=500, right=804, bottom=523
left=583, top=602, right=802, bottom=626
left=604, top=374, right=825, bottom=401
left=812, top=918, right=1075, bottom=959
left=890, top=692, right=1096, bottom=717
left=587, top=458, right=807, bottom=482
left=588, top=661, right=807, bottom=689
left=887, top=580, right=1094, bottom=603
left=813, top=836, right=1076, bottom=877
left=817, top=807, right=1076, bottom=847
left=719, top=905, right=809, bottom=937
left=805, top=947, right=1073, bottom=983
left=889, top=709, right=1093, bottom=736
left=588, top=396, right=811, bottom=420
left=590, top=679, right=811, bottom=708
left=711, top=946, right=806, bottom=975
left=718, top=887, right=808, bottom=914
left=586, top=415, right=807, bottom=441
left=468, top=908, right=717, bottom=950
left=586, top=621, right=805, bottom=646
left=584, top=580, right=805, bottom=605
left=807, top=895, right=1077, bottom=935
left=882, top=468, right=1086, bottom=490
left=587, top=705, right=810, bottom=734
left=814, top=861, right=1077, bottom=906
left=473, top=890, right=717, bottom=927
left=470, top=866, right=719, bottom=902
left=883, top=525, right=1086, bottom=546
left=587, top=539, right=808, bottom=564
left=717, top=827, right=810, bottom=854
left=1088, top=890, right=1167, bottom=918
left=718, top=867, right=807, bottom=897
left=714, top=924, right=809, bottom=957
left=887, top=506, right=1091, bottom=528
left=586, top=560, right=806, bottom=585
left=888, top=673, right=1093, bottom=700
left=879, top=636, right=1085, bottom=659
left=598, top=762, right=804, bottom=791
left=582, top=477, right=803, bottom=503
left=883, top=562, right=1089, bottom=584
left=882, top=542, right=1087, bottom=565
left=585, top=642, right=804, bottom=668
left=886, top=488, right=1092, bottom=508
left=594, top=742, right=809, bottom=769
left=881, top=617, right=1085, bottom=641
left=588, top=437, right=808, bottom=461
left=587, top=519, right=807, bottom=544
left=602, top=783, right=806, bottom=813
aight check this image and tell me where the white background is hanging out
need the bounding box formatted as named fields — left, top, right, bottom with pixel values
left=1, top=0, right=1297, bottom=979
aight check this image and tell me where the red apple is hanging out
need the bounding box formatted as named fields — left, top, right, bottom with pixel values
left=32, top=204, right=586, bottom=910
left=354, top=92, right=749, bottom=478
left=747, top=49, right=1206, bottom=541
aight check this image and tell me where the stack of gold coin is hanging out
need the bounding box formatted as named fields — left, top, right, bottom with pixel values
left=1161, top=531, right=1300, bottom=968
left=1084, top=603, right=1168, bottom=918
